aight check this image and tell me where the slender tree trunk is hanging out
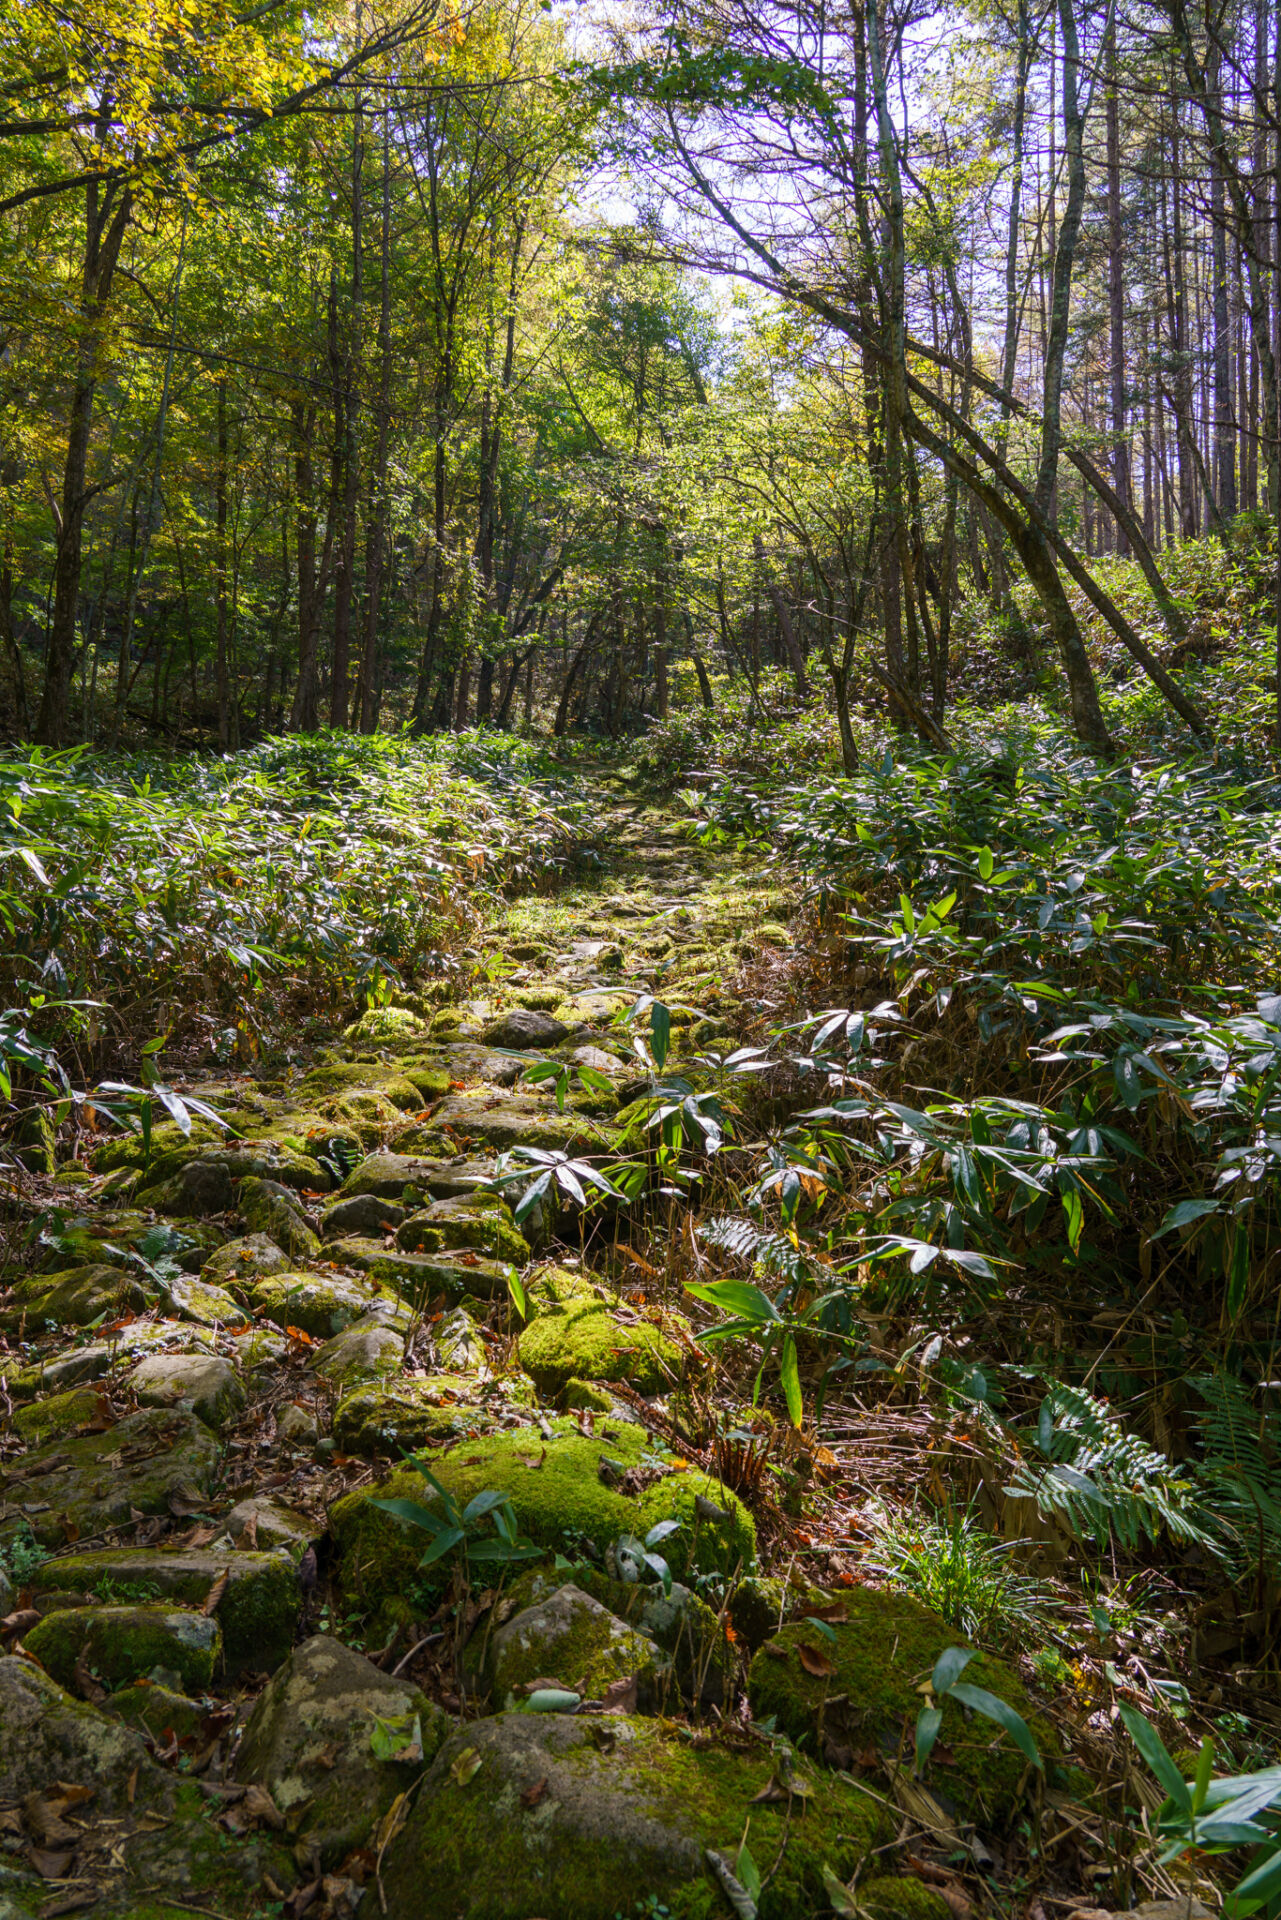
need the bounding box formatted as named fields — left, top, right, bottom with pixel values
left=215, top=378, right=230, bottom=750
left=1105, top=16, right=1132, bottom=553
left=35, top=175, right=132, bottom=745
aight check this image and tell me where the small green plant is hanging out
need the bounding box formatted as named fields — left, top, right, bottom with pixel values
left=874, top=1503, right=1055, bottom=1647
left=371, top=1459, right=542, bottom=1577
left=1120, top=1702, right=1281, bottom=1916
left=609, top=1519, right=682, bottom=1594
left=915, top=1646, right=1042, bottom=1777
left=0, top=1525, right=46, bottom=1586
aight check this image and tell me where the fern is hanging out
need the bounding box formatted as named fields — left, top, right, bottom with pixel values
left=698, top=1214, right=808, bottom=1288
left=1189, top=1371, right=1281, bottom=1582
left=1006, top=1382, right=1215, bottom=1552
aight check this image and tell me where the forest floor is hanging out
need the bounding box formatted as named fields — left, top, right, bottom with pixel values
left=0, top=773, right=1211, bottom=1920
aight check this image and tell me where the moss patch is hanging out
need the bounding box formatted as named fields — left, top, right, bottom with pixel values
left=746, top=1588, right=1053, bottom=1823
left=26, top=1603, right=221, bottom=1694
left=331, top=1419, right=754, bottom=1613
left=13, top=1385, right=106, bottom=1444
left=33, top=1548, right=300, bottom=1674
left=518, top=1297, right=684, bottom=1396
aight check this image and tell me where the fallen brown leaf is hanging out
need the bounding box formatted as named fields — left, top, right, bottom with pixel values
left=202, top=1571, right=230, bottom=1617
left=520, top=1776, right=549, bottom=1809
left=599, top=1674, right=638, bottom=1714
left=28, top=1848, right=74, bottom=1879
left=71, top=1655, right=106, bottom=1706
left=797, top=1642, right=836, bottom=1677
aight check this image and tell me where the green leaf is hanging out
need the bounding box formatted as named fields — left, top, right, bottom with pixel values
left=462, top=1489, right=510, bottom=1524
left=931, top=1646, right=975, bottom=1693
left=369, top=1497, right=449, bottom=1536
left=1152, top=1197, right=1220, bottom=1238
left=416, top=1525, right=467, bottom=1567
left=779, top=1331, right=803, bottom=1429
left=650, top=1000, right=671, bottom=1071
left=1119, top=1701, right=1191, bottom=1809
left=948, top=1684, right=1042, bottom=1770
left=915, top=1703, right=943, bottom=1773
left=684, top=1278, right=780, bottom=1324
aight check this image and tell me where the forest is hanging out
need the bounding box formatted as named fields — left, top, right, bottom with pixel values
left=1, top=0, right=1281, bottom=1913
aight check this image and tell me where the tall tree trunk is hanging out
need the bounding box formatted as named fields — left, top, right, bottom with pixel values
left=357, top=117, right=392, bottom=733
left=1105, top=15, right=1132, bottom=553
left=215, top=378, right=230, bottom=750
left=330, top=108, right=364, bottom=731
left=35, top=174, right=132, bottom=745
left=1035, top=0, right=1089, bottom=523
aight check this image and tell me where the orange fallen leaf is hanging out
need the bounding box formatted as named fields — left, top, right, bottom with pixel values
left=797, top=1642, right=836, bottom=1678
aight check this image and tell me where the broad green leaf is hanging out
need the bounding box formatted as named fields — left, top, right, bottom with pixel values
left=948, top=1684, right=1042, bottom=1769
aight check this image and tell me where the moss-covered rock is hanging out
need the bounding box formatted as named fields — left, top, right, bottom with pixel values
left=321, top=1193, right=408, bottom=1239
left=331, top=1420, right=754, bottom=1614
left=311, top=1313, right=405, bottom=1386
left=344, top=1005, right=430, bottom=1044
left=318, top=1086, right=407, bottom=1146
left=368, top=1245, right=518, bottom=1309
left=0, top=1652, right=170, bottom=1810
left=13, top=1385, right=107, bottom=1445
left=416, top=1092, right=616, bottom=1155
left=126, top=1352, right=245, bottom=1429
left=472, top=1583, right=662, bottom=1709
left=104, top=1680, right=212, bottom=1742
left=484, top=1008, right=569, bottom=1049
left=378, top=1711, right=888, bottom=1920
left=26, top=1603, right=222, bottom=1695
left=33, top=1548, right=301, bottom=1675
left=234, top=1634, right=450, bottom=1868
left=202, top=1232, right=293, bottom=1283
left=236, top=1176, right=321, bottom=1261
left=158, top=1272, right=245, bottom=1327
left=0, top=1262, right=150, bottom=1334
left=300, top=1061, right=431, bottom=1110
left=0, top=1407, right=219, bottom=1547
left=746, top=1588, right=1052, bottom=1822
left=397, top=1190, right=530, bottom=1265
left=337, top=1150, right=496, bottom=1203
left=859, top=1876, right=956, bottom=1920
left=224, top=1496, right=315, bottom=1557
left=249, top=1270, right=389, bottom=1338
left=518, top=1297, right=684, bottom=1397
left=332, top=1375, right=496, bottom=1456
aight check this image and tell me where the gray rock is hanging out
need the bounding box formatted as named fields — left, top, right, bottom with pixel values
left=0, top=1406, right=219, bottom=1546
left=159, top=1272, right=245, bottom=1326
left=235, top=1634, right=449, bottom=1868
left=378, top=1711, right=886, bottom=1920
left=237, top=1176, right=322, bottom=1261
left=203, top=1231, right=294, bottom=1283
left=571, top=1045, right=625, bottom=1074
left=250, top=1271, right=387, bottom=1339
left=435, top=1306, right=485, bottom=1371
left=483, top=1008, right=569, bottom=1049
left=0, top=1654, right=168, bottom=1811
left=127, top=1352, right=245, bottom=1429
left=311, top=1315, right=405, bottom=1386
left=475, top=1584, right=661, bottom=1708
left=0, top=1263, right=150, bottom=1335
left=224, top=1496, right=315, bottom=1556
left=31, top=1547, right=301, bottom=1675
left=337, top=1151, right=495, bottom=1203
left=25, top=1602, right=222, bottom=1695
left=278, top=1403, right=320, bottom=1446
left=321, top=1193, right=408, bottom=1239
left=135, top=1155, right=235, bottom=1216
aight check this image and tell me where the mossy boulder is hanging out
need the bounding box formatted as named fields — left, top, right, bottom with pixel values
left=484, top=1008, right=569, bottom=1049
left=333, top=1376, right=496, bottom=1457
left=225, top=1496, right=315, bottom=1557
left=518, top=1297, right=684, bottom=1397
left=378, top=1711, right=889, bottom=1920
left=331, top=1420, right=754, bottom=1615
left=126, top=1352, right=245, bottom=1429
left=26, top=1603, right=222, bottom=1695
left=542, top=1567, right=731, bottom=1707
left=746, top=1588, right=1052, bottom=1822
left=321, top=1193, right=408, bottom=1238
left=0, top=1653, right=170, bottom=1810
left=32, top=1548, right=301, bottom=1675
left=234, top=1634, right=450, bottom=1868
left=1, top=1262, right=150, bottom=1333
left=134, top=1156, right=236, bottom=1217
left=337, top=1150, right=496, bottom=1203
left=13, top=1385, right=107, bottom=1445
left=859, top=1876, right=956, bottom=1920
left=318, top=1086, right=406, bottom=1145
left=300, top=1061, right=434, bottom=1110
left=418, top=1092, right=616, bottom=1155
left=236, top=1177, right=321, bottom=1261
left=249, top=1270, right=389, bottom=1339
left=344, top=1005, right=429, bottom=1044
left=0, top=1408, right=219, bottom=1547
left=396, top=1190, right=529, bottom=1265
left=471, top=1583, right=662, bottom=1709
left=105, top=1680, right=213, bottom=1742
left=311, top=1313, right=405, bottom=1386
left=367, top=1245, right=518, bottom=1309
left=202, top=1232, right=293, bottom=1283
left=158, top=1272, right=245, bottom=1327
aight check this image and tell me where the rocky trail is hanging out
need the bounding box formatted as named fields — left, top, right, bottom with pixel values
left=0, top=785, right=1053, bottom=1920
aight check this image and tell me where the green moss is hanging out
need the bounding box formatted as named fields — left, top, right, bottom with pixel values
left=250, top=1269, right=389, bottom=1337
left=518, top=1297, right=684, bottom=1396
left=344, top=1005, right=430, bottom=1043
left=13, top=1385, right=105, bottom=1444
left=747, top=1588, right=1053, bottom=1822
left=333, top=1376, right=497, bottom=1456
left=380, top=1714, right=889, bottom=1920
left=332, top=1419, right=755, bottom=1613
left=859, top=1876, right=954, bottom=1920
left=397, top=1191, right=530, bottom=1264
left=34, top=1548, right=299, bottom=1674
left=25, top=1604, right=221, bottom=1693
left=105, top=1681, right=211, bottom=1740
left=1, top=1263, right=150, bottom=1332
left=368, top=1246, right=517, bottom=1307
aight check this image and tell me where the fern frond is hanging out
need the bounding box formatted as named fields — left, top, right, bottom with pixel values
left=698, top=1214, right=807, bottom=1286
